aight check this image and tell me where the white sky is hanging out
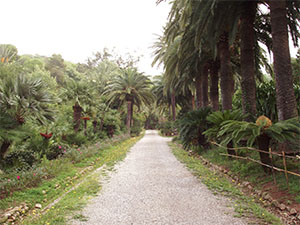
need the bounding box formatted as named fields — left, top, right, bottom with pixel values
left=1, top=1, right=299, bottom=76
left=1, top=0, right=171, bottom=76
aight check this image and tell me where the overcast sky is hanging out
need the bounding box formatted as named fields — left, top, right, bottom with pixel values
left=2, top=0, right=171, bottom=76
left=1, top=1, right=299, bottom=76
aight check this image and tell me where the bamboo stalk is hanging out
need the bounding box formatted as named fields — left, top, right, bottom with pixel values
left=211, top=141, right=298, bottom=159
left=282, top=151, right=290, bottom=191
left=269, top=147, right=277, bottom=184
left=219, top=153, right=300, bottom=178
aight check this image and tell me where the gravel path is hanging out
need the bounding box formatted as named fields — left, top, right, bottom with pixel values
left=72, top=130, right=246, bottom=225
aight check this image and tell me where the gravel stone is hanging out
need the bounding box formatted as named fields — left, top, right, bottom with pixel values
left=72, top=130, right=247, bottom=225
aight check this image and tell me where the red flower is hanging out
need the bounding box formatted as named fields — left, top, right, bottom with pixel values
left=81, top=117, right=90, bottom=120
left=17, top=176, right=20, bottom=180
left=40, top=132, right=53, bottom=139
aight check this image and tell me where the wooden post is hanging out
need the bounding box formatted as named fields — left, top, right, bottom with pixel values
left=269, top=148, right=277, bottom=185
left=282, top=151, right=289, bottom=191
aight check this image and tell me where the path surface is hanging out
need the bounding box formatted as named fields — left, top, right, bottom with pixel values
left=72, top=130, right=246, bottom=225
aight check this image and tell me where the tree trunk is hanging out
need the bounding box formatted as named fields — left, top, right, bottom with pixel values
left=270, top=0, right=298, bottom=121
left=0, top=141, right=11, bottom=160
left=73, top=102, right=83, bottom=132
left=93, top=120, right=97, bottom=134
left=195, top=74, right=203, bottom=109
left=171, top=90, right=176, bottom=121
left=100, top=118, right=104, bottom=131
left=84, top=120, right=87, bottom=136
left=131, top=101, right=134, bottom=127
left=257, top=134, right=272, bottom=173
left=202, top=64, right=209, bottom=107
left=210, top=60, right=219, bottom=111
left=126, top=100, right=132, bottom=132
left=240, top=1, right=257, bottom=121
left=191, top=95, right=196, bottom=110
left=219, top=32, right=234, bottom=110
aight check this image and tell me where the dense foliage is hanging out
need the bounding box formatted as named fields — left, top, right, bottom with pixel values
left=0, top=46, right=152, bottom=173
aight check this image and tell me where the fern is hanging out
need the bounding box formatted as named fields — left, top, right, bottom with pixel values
left=177, top=107, right=212, bottom=149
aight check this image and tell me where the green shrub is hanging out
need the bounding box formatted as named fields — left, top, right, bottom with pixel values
left=3, top=148, right=38, bottom=170
left=130, top=117, right=143, bottom=137
left=65, top=132, right=88, bottom=146
left=176, top=107, right=212, bottom=150
left=159, top=121, right=175, bottom=136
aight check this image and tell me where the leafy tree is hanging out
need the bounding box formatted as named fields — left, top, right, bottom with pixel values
left=45, top=54, right=66, bottom=85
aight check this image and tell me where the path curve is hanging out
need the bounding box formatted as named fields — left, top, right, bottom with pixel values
left=72, top=130, right=246, bottom=225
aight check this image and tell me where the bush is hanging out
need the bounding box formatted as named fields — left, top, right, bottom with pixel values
left=159, top=121, right=175, bottom=136
left=2, top=148, right=38, bottom=170
left=176, top=107, right=212, bottom=150
left=65, top=132, right=88, bottom=146
left=130, top=117, right=143, bottom=137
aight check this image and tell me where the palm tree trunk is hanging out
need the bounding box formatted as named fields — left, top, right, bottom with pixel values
left=126, top=100, right=132, bottom=131
left=93, top=120, right=97, bottom=134
left=84, top=120, right=87, bottom=136
left=202, top=64, right=209, bottom=107
left=171, top=90, right=176, bottom=121
left=131, top=102, right=134, bottom=127
left=0, top=141, right=11, bottom=160
left=240, top=1, right=257, bottom=121
left=257, top=134, right=272, bottom=173
left=195, top=75, right=203, bottom=109
left=219, top=32, right=234, bottom=111
left=270, top=0, right=298, bottom=121
left=209, top=60, right=219, bottom=111
left=191, top=95, right=196, bottom=110
left=73, top=102, right=83, bottom=132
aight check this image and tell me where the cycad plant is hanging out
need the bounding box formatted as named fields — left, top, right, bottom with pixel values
left=176, top=107, right=212, bottom=150
left=218, top=116, right=300, bottom=173
left=204, top=110, right=246, bottom=156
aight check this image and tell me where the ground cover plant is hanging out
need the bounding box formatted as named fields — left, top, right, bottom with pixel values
left=0, top=133, right=143, bottom=224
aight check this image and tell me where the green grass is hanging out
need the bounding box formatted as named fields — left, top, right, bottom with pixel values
left=1, top=133, right=143, bottom=224
left=170, top=142, right=283, bottom=225
left=199, top=145, right=300, bottom=204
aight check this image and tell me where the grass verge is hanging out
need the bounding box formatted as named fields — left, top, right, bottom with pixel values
left=169, top=142, right=283, bottom=225
left=1, top=133, right=143, bottom=224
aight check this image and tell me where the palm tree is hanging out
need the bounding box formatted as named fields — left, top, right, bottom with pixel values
left=103, top=68, right=154, bottom=131
left=0, top=74, right=56, bottom=159
left=269, top=0, right=298, bottom=121
left=209, top=59, right=220, bottom=111
left=63, top=79, right=95, bottom=132
left=240, top=1, right=257, bottom=120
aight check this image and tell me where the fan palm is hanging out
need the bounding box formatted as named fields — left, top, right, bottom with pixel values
left=0, top=74, right=56, bottom=158
left=63, top=79, right=96, bottom=132
left=103, top=68, right=154, bottom=131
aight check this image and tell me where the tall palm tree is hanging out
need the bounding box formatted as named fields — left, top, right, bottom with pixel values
left=269, top=0, right=299, bottom=121
left=103, top=68, right=154, bottom=131
left=0, top=74, right=56, bottom=158
left=240, top=1, right=257, bottom=120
